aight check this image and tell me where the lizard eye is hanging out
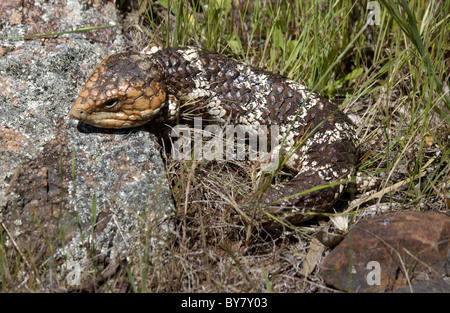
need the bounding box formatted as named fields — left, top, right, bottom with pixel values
left=103, top=99, right=118, bottom=109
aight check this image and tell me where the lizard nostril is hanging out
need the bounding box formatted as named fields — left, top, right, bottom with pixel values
left=69, top=107, right=82, bottom=118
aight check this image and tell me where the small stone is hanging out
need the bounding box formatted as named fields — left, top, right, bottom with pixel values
left=321, top=211, right=450, bottom=292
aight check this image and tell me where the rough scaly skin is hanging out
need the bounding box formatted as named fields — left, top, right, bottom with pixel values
left=70, top=46, right=358, bottom=228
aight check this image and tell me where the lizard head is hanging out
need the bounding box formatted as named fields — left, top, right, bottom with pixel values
left=69, top=53, right=166, bottom=129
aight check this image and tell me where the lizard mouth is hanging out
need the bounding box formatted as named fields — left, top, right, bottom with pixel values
left=69, top=105, right=160, bottom=129
left=69, top=107, right=128, bottom=128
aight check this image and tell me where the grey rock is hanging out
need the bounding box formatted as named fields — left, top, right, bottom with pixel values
left=0, top=0, right=174, bottom=290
